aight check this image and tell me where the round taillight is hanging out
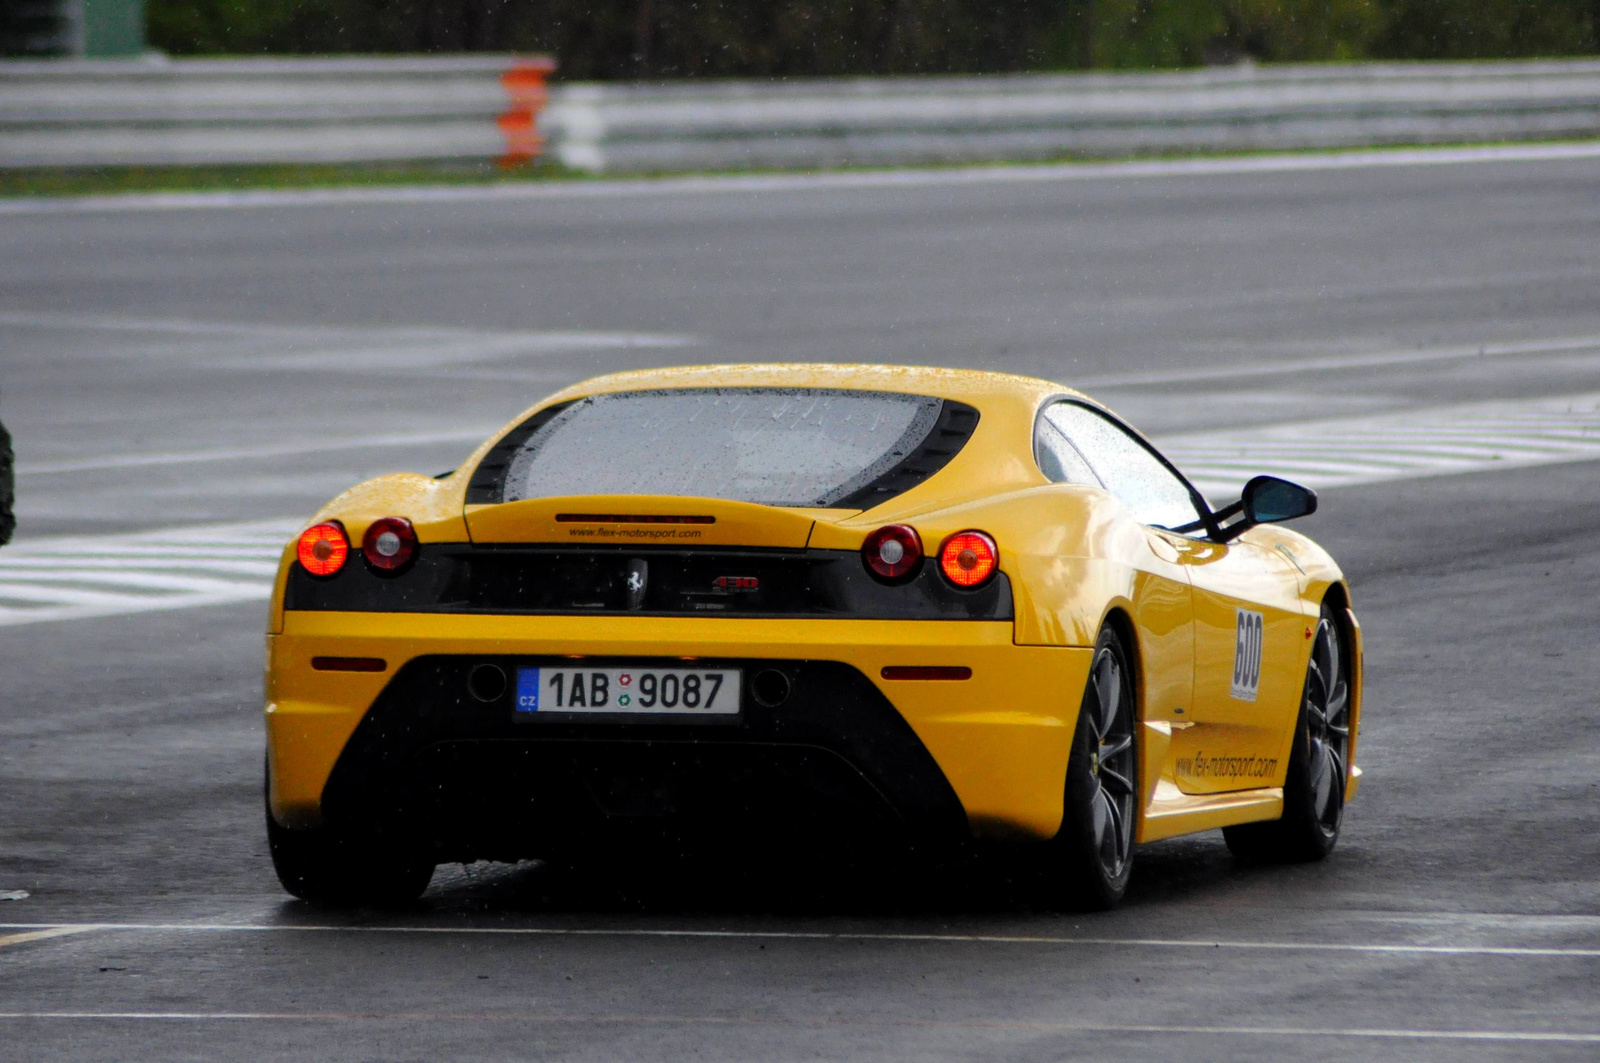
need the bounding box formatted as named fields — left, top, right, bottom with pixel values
left=939, top=531, right=998, bottom=588
left=362, top=516, right=417, bottom=572
left=862, top=524, right=923, bottom=582
left=296, top=521, right=349, bottom=577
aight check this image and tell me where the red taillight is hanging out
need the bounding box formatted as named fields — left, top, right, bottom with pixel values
left=296, top=521, right=348, bottom=577
left=362, top=516, right=417, bottom=572
left=939, top=531, right=998, bottom=588
left=862, top=524, right=923, bottom=582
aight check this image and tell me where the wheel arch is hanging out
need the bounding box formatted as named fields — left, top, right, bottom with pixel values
left=1098, top=604, right=1142, bottom=711
left=1317, top=579, right=1363, bottom=799
left=1095, top=602, right=1163, bottom=830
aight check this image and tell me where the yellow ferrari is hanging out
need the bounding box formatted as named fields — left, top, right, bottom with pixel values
left=264, top=365, right=1362, bottom=907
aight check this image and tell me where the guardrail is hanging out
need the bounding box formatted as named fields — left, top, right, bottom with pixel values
left=0, top=55, right=552, bottom=168
left=4, top=57, right=1600, bottom=173
left=544, top=59, right=1600, bottom=173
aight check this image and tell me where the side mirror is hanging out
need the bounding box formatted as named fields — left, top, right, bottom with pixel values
left=1242, top=475, right=1317, bottom=525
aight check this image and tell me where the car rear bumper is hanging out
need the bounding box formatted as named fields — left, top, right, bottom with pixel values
left=266, top=612, right=1093, bottom=845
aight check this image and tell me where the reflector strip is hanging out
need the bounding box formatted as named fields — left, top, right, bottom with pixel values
left=881, top=666, right=972, bottom=681
left=311, top=657, right=387, bottom=673
left=555, top=514, right=716, bottom=524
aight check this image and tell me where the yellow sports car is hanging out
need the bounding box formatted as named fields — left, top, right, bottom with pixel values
left=264, top=365, right=1362, bottom=907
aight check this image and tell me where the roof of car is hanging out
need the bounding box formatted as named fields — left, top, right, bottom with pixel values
left=539, top=364, right=1087, bottom=410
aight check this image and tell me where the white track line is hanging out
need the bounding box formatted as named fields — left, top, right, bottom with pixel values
left=0, top=558, right=276, bottom=575
left=0, top=926, right=99, bottom=950
left=0, top=922, right=1594, bottom=958
left=0, top=310, right=701, bottom=377
left=0, top=310, right=699, bottom=349
left=1159, top=390, right=1600, bottom=496
left=16, top=429, right=495, bottom=476
left=3, top=141, right=1600, bottom=216
left=0, top=520, right=296, bottom=627
left=1078, top=335, right=1600, bottom=388
left=0, top=1012, right=1592, bottom=1041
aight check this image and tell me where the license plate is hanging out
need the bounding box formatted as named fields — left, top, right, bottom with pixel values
left=515, top=666, right=741, bottom=716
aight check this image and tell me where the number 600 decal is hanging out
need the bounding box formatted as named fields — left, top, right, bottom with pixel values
left=1231, top=608, right=1264, bottom=702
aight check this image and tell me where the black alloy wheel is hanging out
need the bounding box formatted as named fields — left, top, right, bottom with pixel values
left=1303, top=610, right=1352, bottom=838
left=1224, top=602, right=1351, bottom=862
left=1050, top=625, right=1138, bottom=909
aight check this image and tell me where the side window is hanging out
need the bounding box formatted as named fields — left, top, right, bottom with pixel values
left=1045, top=402, right=1204, bottom=531
left=1034, top=412, right=1100, bottom=486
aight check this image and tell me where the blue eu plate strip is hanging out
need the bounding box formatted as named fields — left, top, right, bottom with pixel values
left=515, top=667, right=540, bottom=713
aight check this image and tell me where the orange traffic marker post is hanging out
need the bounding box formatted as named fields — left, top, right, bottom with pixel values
left=498, top=57, right=558, bottom=168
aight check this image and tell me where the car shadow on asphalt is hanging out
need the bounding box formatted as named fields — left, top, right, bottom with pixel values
left=273, top=833, right=1329, bottom=922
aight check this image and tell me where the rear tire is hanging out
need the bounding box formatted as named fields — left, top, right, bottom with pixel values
left=1223, top=602, right=1351, bottom=863
left=265, top=765, right=434, bottom=907
left=1045, top=624, right=1138, bottom=910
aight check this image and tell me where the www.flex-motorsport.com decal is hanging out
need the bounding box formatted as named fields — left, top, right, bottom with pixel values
left=1231, top=607, right=1264, bottom=702
left=1175, top=751, right=1278, bottom=782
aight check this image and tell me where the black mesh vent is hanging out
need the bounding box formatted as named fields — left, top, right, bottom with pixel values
left=832, top=400, right=980, bottom=510
left=464, top=400, right=575, bottom=506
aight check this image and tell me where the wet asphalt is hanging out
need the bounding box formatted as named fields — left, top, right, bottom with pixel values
left=1, top=154, right=1598, bottom=1060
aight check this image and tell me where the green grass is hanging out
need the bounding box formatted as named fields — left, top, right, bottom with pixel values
left=4, top=138, right=1596, bottom=199
left=0, top=159, right=580, bottom=198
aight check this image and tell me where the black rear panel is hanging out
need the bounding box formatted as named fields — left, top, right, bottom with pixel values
left=320, top=656, right=971, bottom=861
left=286, top=545, right=1011, bottom=620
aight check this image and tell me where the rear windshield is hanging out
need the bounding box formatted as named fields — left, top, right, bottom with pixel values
left=494, top=388, right=956, bottom=509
